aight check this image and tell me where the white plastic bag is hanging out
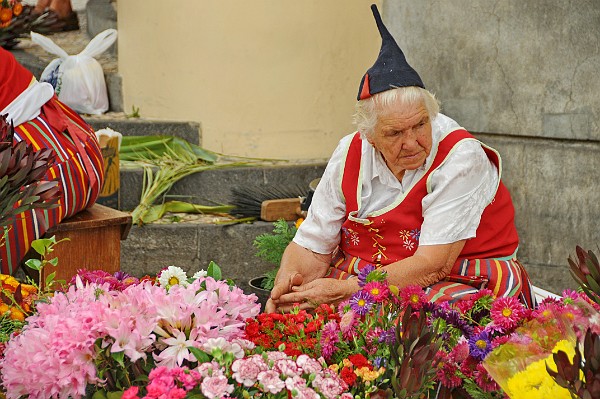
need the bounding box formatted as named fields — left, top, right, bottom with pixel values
left=31, top=28, right=118, bottom=115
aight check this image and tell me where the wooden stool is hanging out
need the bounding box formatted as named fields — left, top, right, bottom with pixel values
left=41, top=203, right=132, bottom=285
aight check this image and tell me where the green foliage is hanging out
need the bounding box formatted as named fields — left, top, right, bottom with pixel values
left=125, top=105, right=141, bottom=119
left=24, top=235, right=69, bottom=290
left=0, top=314, right=25, bottom=343
left=120, top=136, right=262, bottom=225
left=253, top=219, right=297, bottom=290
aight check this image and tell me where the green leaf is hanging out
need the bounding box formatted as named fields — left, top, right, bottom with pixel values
left=24, top=258, right=42, bottom=271
left=120, top=135, right=217, bottom=163
left=91, top=389, right=109, bottom=399
left=106, top=390, right=124, bottom=399
left=111, top=350, right=125, bottom=367
left=188, top=346, right=211, bottom=363
left=45, top=271, right=56, bottom=287
left=207, top=261, right=222, bottom=280
left=48, top=257, right=59, bottom=267
left=31, top=238, right=54, bottom=255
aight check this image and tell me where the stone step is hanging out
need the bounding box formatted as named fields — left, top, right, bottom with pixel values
left=118, top=162, right=326, bottom=212
left=84, top=115, right=201, bottom=145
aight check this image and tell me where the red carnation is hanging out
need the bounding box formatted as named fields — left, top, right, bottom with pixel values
left=245, top=321, right=260, bottom=338
left=348, top=354, right=371, bottom=369
left=340, top=366, right=357, bottom=386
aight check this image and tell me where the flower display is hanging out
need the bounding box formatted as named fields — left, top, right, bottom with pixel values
left=0, top=266, right=259, bottom=399
left=68, top=269, right=141, bottom=291
left=245, top=304, right=339, bottom=358
left=2, top=243, right=600, bottom=398
left=0, top=0, right=22, bottom=28
left=0, top=274, right=37, bottom=322
left=313, top=268, right=406, bottom=398
left=124, top=345, right=350, bottom=399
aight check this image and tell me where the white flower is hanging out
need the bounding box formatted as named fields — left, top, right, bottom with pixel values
left=154, top=328, right=199, bottom=367
left=192, top=269, right=208, bottom=279
left=158, top=266, right=189, bottom=288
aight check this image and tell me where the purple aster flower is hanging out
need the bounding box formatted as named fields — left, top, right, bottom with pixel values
left=468, top=330, right=492, bottom=360
left=357, top=264, right=377, bottom=287
left=349, top=291, right=375, bottom=315
left=373, top=357, right=387, bottom=368
left=432, top=308, right=474, bottom=337
left=378, top=328, right=396, bottom=345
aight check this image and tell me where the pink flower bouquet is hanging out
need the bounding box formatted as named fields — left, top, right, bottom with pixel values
left=0, top=266, right=260, bottom=399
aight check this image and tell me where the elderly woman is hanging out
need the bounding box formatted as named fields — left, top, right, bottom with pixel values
left=266, top=5, right=535, bottom=313
left=0, top=47, right=104, bottom=275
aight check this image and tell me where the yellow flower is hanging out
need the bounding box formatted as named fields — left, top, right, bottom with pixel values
left=355, top=366, right=383, bottom=382
left=505, top=340, right=575, bottom=399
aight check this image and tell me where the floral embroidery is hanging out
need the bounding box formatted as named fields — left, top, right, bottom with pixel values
left=342, top=226, right=360, bottom=246
left=399, top=230, right=411, bottom=240
left=403, top=239, right=415, bottom=251
left=350, top=231, right=360, bottom=246
left=410, top=228, right=421, bottom=241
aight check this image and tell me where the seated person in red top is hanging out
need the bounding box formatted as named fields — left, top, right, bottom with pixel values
left=266, top=5, right=535, bottom=313
left=0, top=47, right=104, bottom=274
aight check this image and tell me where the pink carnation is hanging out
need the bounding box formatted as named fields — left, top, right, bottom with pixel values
left=200, top=375, right=234, bottom=399
left=231, top=355, right=268, bottom=387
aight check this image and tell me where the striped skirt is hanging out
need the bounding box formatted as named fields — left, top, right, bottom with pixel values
left=0, top=97, right=104, bottom=275
left=327, top=250, right=536, bottom=308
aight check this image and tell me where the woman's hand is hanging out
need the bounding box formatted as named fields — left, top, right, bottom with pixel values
left=264, top=242, right=330, bottom=313
left=274, top=277, right=360, bottom=312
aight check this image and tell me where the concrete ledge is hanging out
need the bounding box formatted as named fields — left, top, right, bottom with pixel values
left=85, top=117, right=201, bottom=144
left=120, top=221, right=277, bottom=295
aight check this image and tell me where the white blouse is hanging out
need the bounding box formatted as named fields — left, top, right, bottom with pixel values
left=294, top=113, right=500, bottom=255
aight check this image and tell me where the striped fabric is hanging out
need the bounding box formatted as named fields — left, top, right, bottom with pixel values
left=0, top=97, right=104, bottom=275
left=425, top=257, right=536, bottom=308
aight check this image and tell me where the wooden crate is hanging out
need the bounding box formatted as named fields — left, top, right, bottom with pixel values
left=41, top=203, right=132, bottom=285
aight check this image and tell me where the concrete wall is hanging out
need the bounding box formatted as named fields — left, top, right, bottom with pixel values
left=117, top=0, right=381, bottom=160
left=383, top=1, right=600, bottom=292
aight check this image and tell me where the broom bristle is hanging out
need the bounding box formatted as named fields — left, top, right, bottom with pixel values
left=230, top=184, right=308, bottom=218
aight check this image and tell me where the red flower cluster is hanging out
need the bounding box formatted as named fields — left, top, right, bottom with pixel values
left=245, top=304, right=339, bottom=358
left=338, top=354, right=373, bottom=386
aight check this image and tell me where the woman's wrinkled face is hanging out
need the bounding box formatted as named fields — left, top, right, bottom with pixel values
left=368, top=100, right=432, bottom=180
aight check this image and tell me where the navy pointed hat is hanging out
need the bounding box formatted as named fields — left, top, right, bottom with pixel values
left=357, top=4, right=425, bottom=100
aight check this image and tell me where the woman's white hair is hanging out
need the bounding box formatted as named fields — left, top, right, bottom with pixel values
left=353, top=86, right=440, bottom=139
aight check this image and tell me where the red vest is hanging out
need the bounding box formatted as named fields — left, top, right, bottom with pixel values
left=339, top=129, right=518, bottom=266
